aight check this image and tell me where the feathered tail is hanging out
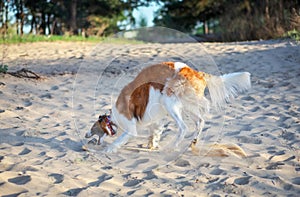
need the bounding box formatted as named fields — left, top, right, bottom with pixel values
left=205, top=72, right=251, bottom=109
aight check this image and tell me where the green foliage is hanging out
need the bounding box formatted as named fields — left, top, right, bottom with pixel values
left=285, top=29, right=300, bottom=41
left=0, top=34, right=144, bottom=44
left=4, top=0, right=299, bottom=42
left=154, top=0, right=300, bottom=41
left=1, top=0, right=153, bottom=38
left=0, top=34, right=100, bottom=44
left=0, top=64, right=8, bottom=73
left=154, top=0, right=224, bottom=33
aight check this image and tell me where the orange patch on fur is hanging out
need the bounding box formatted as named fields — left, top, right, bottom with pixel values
left=178, top=67, right=207, bottom=96
left=161, top=62, right=175, bottom=69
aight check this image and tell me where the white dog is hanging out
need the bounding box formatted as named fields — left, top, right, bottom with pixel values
left=86, top=62, right=251, bottom=153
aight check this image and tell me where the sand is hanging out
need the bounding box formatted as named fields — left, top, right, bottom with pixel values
left=0, top=39, right=299, bottom=196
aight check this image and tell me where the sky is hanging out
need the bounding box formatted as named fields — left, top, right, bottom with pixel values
left=132, top=3, right=161, bottom=27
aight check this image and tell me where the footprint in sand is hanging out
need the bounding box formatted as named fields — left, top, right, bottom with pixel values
left=88, top=174, right=113, bottom=187
left=51, top=85, right=59, bottom=90
left=49, top=173, right=64, bottom=184
left=242, top=95, right=256, bottom=101
left=13, top=142, right=24, bottom=146
left=234, top=176, right=252, bottom=185
left=291, top=177, right=300, bottom=185
left=144, top=171, right=158, bottom=180
left=123, top=179, right=143, bottom=187
left=250, top=106, right=261, bottom=112
left=18, top=147, right=32, bottom=155
left=175, top=159, right=190, bottom=167
left=210, top=168, right=225, bottom=175
left=265, top=162, right=285, bottom=170
left=39, top=93, right=53, bottom=99
left=63, top=188, right=84, bottom=196
left=8, top=175, right=31, bottom=185
left=24, top=99, right=32, bottom=107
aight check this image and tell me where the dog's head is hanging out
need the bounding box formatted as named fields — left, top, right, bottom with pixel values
left=85, top=114, right=117, bottom=139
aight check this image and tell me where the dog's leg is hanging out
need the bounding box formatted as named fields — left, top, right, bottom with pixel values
left=99, top=133, right=107, bottom=145
left=148, top=123, right=164, bottom=150
left=191, top=116, right=205, bottom=146
left=98, top=135, right=101, bottom=145
left=186, top=98, right=208, bottom=150
left=105, top=122, right=137, bottom=153
left=105, top=131, right=133, bottom=153
left=163, top=96, right=187, bottom=148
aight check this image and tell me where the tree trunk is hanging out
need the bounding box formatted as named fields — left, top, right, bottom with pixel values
left=277, top=0, right=283, bottom=29
left=4, top=1, right=8, bottom=36
left=29, top=14, right=35, bottom=34
left=203, top=20, right=209, bottom=34
left=51, top=18, right=56, bottom=35
left=205, top=20, right=209, bottom=34
left=265, top=0, right=270, bottom=21
left=70, top=0, right=77, bottom=35
left=40, top=11, right=46, bottom=35
left=20, top=0, right=24, bottom=36
left=16, top=0, right=20, bottom=35
left=0, top=2, right=3, bottom=34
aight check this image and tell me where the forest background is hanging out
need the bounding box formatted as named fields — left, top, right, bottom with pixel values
left=0, top=0, right=300, bottom=42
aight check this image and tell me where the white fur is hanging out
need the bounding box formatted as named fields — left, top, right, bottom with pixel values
left=108, top=106, right=137, bottom=152
left=174, top=62, right=188, bottom=72
left=207, top=72, right=251, bottom=109
left=142, top=87, right=167, bottom=123
left=221, top=72, right=251, bottom=99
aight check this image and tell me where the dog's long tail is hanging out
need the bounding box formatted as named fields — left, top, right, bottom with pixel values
left=205, top=72, right=251, bottom=109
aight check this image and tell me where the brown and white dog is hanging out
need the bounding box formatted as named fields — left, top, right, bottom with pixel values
left=86, top=62, right=251, bottom=153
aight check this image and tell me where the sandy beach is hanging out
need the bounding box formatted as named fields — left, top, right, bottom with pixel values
left=0, top=39, right=300, bottom=196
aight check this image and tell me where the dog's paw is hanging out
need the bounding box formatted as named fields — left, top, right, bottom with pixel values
left=147, top=142, right=159, bottom=150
